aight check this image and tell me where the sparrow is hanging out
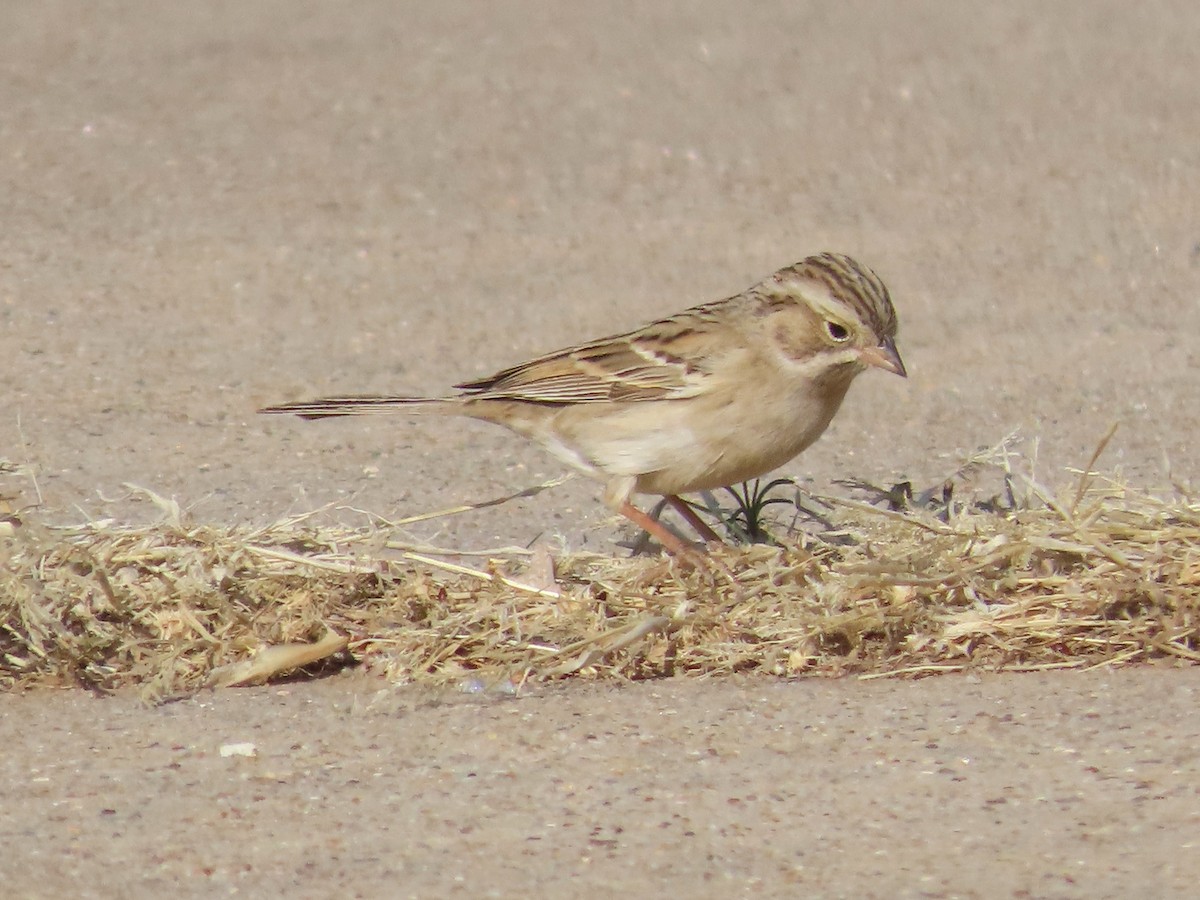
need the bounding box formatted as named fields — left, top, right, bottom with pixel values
left=260, top=252, right=905, bottom=555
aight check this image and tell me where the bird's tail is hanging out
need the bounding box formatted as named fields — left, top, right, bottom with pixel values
left=258, top=395, right=452, bottom=420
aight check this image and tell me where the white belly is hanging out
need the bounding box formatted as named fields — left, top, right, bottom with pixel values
left=551, top=379, right=851, bottom=497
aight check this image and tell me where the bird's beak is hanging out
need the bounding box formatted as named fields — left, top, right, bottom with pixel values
left=858, top=337, right=907, bottom=377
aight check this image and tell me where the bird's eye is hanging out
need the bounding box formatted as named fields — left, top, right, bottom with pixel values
left=825, top=321, right=850, bottom=342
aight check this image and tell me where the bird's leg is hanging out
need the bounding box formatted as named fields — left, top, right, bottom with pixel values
left=617, top=501, right=700, bottom=558
left=665, top=495, right=725, bottom=545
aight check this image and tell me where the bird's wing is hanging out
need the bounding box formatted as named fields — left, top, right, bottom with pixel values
left=455, top=304, right=734, bottom=404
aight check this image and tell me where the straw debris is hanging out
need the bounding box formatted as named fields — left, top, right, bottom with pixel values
left=2, top=451, right=1198, bottom=700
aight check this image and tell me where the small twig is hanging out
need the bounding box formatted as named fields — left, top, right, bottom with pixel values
left=16, top=414, right=45, bottom=506
left=545, top=615, right=674, bottom=676
left=244, top=544, right=380, bottom=574
left=1018, top=474, right=1073, bottom=523
left=858, top=663, right=967, bottom=679
left=820, top=496, right=953, bottom=535
left=379, top=475, right=572, bottom=527
left=383, top=540, right=533, bottom=558
left=1071, top=422, right=1120, bottom=515
left=396, top=550, right=561, bottom=600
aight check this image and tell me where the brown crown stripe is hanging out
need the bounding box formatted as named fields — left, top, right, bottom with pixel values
left=797, top=253, right=898, bottom=338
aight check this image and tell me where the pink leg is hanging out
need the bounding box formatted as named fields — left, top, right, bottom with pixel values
left=666, top=495, right=724, bottom=545
left=617, top=501, right=700, bottom=558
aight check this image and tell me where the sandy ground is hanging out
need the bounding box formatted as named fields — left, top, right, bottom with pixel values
left=4, top=671, right=1200, bottom=898
left=2, top=1, right=1199, bottom=896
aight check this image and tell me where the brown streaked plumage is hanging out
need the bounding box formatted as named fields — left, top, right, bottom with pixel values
left=260, top=252, right=906, bottom=555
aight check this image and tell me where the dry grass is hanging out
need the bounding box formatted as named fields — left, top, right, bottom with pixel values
left=2, top=441, right=1198, bottom=701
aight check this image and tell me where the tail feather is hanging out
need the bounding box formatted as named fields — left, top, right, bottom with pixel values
left=258, top=395, right=447, bottom=420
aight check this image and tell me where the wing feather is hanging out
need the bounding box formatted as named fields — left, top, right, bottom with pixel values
left=454, top=307, right=730, bottom=405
